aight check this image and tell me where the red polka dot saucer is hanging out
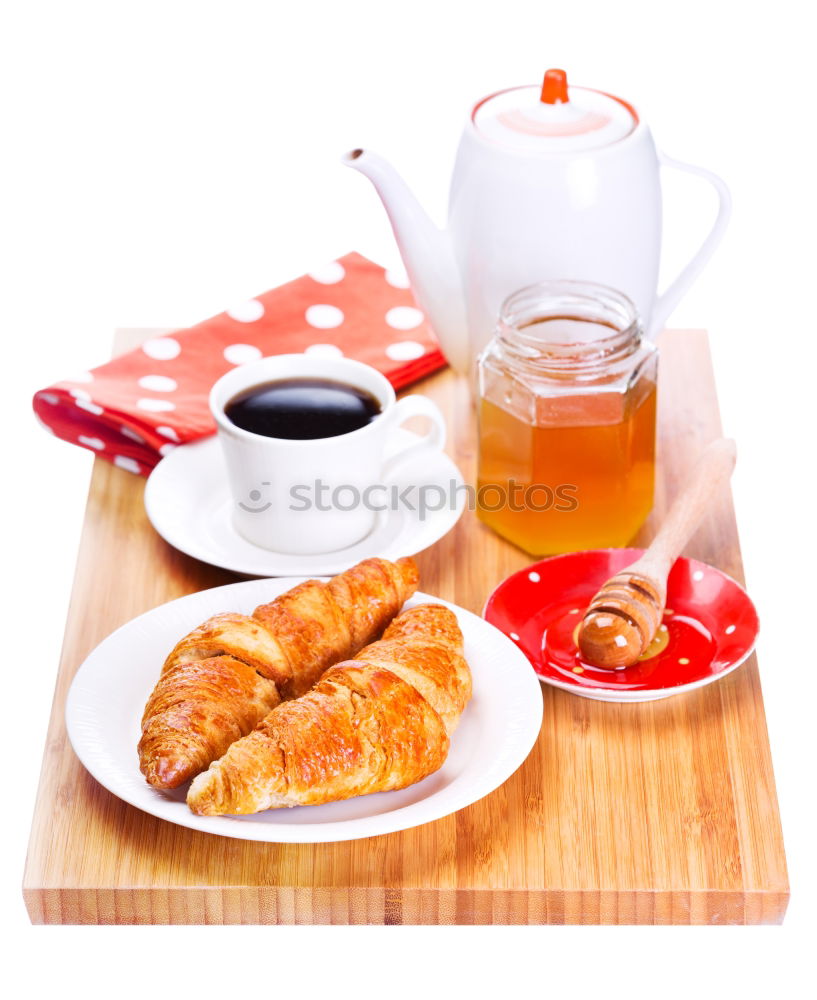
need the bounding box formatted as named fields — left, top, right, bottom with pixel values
left=484, top=548, right=759, bottom=702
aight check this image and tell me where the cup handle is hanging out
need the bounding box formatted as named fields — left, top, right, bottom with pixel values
left=381, top=395, right=447, bottom=481
left=649, top=151, right=732, bottom=337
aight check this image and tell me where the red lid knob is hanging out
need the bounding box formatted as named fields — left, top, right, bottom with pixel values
left=540, top=68, right=569, bottom=105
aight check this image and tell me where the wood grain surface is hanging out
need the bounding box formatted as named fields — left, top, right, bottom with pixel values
left=22, top=329, right=789, bottom=924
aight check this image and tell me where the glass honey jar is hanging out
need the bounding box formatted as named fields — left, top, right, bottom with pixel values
left=477, top=280, right=658, bottom=555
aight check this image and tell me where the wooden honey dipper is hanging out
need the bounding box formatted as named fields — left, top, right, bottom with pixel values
left=577, top=437, right=737, bottom=669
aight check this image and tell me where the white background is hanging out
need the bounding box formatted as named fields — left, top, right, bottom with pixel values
left=1, top=0, right=814, bottom=995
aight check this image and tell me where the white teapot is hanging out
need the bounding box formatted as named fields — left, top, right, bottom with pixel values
left=345, top=69, right=730, bottom=371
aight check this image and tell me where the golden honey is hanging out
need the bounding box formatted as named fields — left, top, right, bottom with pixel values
left=476, top=282, right=658, bottom=556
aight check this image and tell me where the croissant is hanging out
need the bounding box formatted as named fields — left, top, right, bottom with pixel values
left=187, top=603, right=472, bottom=815
left=138, top=556, right=419, bottom=789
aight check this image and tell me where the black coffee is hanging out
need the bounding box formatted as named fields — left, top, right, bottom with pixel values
left=224, top=377, right=382, bottom=440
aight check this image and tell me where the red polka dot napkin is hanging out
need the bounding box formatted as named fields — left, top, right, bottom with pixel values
left=32, top=253, right=447, bottom=474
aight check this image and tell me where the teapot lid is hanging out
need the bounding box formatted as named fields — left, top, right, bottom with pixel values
left=473, top=69, right=637, bottom=153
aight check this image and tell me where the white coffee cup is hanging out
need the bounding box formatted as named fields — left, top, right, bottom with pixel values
left=209, top=354, right=447, bottom=555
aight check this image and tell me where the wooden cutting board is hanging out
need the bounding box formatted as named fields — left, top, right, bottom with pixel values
left=23, top=329, right=788, bottom=924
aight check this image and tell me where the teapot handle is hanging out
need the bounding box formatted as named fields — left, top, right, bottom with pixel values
left=649, top=152, right=732, bottom=337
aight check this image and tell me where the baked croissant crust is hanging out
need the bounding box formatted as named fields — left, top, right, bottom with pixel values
left=138, top=556, right=418, bottom=789
left=187, top=603, right=471, bottom=815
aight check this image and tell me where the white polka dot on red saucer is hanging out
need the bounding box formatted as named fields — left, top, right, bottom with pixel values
left=386, top=306, right=423, bottom=330
left=159, top=443, right=176, bottom=457
left=156, top=426, right=180, bottom=441
left=121, top=426, right=145, bottom=443
left=305, top=304, right=344, bottom=329
left=138, top=374, right=178, bottom=392
left=385, top=340, right=425, bottom=361
left=304, top=344, right=343, bottom=358
left=227, top=299, right=265, bottom=323
left=69, top=388, right=91, bottom=401
left=308, top=261, right=346, bottom=285
left=385, top=268, right=410, bottom=289
left=142, top=337, right=181, bottom=361
left=137, top=398, right=175, bottom=413
left=40, top=393, right=59, bottom=404
left=79, top=436, right=104, bottom=450
left=224, top=343, right=263, bottom=365
left=114, top=456, right=141, bottom=474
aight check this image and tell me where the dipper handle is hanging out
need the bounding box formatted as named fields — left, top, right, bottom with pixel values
left=631, top=437, right=737, bottom=583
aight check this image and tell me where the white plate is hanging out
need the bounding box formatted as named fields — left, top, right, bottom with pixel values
left=65, top=579, right=543, bottom=843
left=144, top=431, right=466, bottom=576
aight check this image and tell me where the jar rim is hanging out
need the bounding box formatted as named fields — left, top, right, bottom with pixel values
left=497, top=280, right=643, bottom=374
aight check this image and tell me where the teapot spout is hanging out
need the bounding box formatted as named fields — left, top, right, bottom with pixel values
left=343, top=149, right=469, bottom=371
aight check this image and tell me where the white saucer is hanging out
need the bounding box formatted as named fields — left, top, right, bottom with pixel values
left=144, top=430, right=466, bottom=576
